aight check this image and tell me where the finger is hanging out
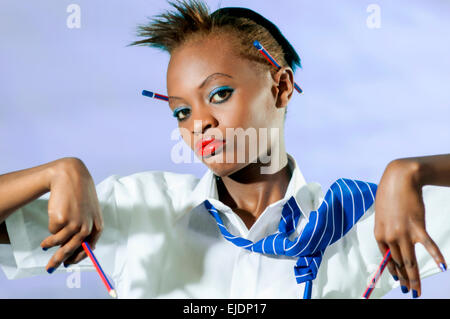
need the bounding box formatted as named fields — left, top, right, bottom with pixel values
left=95, top=209, right=104, bottom=234
left=47, top=218, right=65, bottom=235
left=47, top=209, right=69, bottom=235
left=63, top=245, right=87, bottom=267
left=377, top=242, right=399, bottom=281
left=63, top=219, right=102, bottom=267
left=40, top=223, right=80, bottom=250
left=416, top=230, right=447, bottom=273
left=45, top=229, right=88, bottom=272
left=87, top=217, right=102, bottom=251
left=398, top=238, right=421, bottom=298
left=388, top=243, right=410, bottom=293
left=63, top=231, right=97, bottom=267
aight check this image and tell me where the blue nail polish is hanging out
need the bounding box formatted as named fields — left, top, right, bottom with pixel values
left=401, top=286, right=409, bottom=294
left=392, top=275, right=399, bottom=281
left=47, top=267, right=55, bottom=274
left=440, top=263, right=447, bottom=272
left=42, top=247, right=48, bottom=251
left=412, top=290, right=419, bottom=298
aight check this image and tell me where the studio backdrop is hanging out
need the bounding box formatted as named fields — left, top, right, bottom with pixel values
left=0, top=0, right=449, bottom=298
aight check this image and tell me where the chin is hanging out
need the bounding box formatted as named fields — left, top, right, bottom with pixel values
left=206, top=161, right=249, bottom=178
left=196, top=143, right=266, bottom=177
left=197, top=146, right=247, bottom=177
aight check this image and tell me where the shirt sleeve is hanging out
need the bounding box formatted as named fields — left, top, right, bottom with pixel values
left=0, top=174, right=129, bottom=285
left=315, top=184, right=450, bottom=299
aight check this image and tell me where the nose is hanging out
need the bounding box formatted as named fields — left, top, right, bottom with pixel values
left=191, top=106, right=217, bottom=135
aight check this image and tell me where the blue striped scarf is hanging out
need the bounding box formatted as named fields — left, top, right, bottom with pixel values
left=203, top=178, right=378, bottom=299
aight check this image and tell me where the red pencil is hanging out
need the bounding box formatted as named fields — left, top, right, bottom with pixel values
left=253, top=40, right=303, bottom=94
left=142, top=40, right=304, bottom=103
left=81, top=241, right=117, bottom=298
left=362, top=248, right=391, bottom=299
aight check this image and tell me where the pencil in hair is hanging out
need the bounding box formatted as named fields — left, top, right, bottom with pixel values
left=253, top=40, right=303, bottom=94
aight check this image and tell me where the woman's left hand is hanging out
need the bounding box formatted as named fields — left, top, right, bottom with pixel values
left=374, top=158, right=446, bottom=298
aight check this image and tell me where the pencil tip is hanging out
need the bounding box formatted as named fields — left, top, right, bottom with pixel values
left=109, top=289, right=117, bottom=298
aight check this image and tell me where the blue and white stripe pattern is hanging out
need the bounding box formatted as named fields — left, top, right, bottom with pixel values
left=203, top=178, right=378, bottom=299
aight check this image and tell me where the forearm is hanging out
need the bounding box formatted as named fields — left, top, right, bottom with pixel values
left=392, top=153, right=450, bottom=188
left=0, top=159, right=61, bottom=223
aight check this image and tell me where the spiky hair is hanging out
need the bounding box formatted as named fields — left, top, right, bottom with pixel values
left=128, top=0, right=301, bottom=75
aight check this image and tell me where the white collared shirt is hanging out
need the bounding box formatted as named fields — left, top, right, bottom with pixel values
left=1, top=154, right=450, bottom=299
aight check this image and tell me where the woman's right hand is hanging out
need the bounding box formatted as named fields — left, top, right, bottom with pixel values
left=41, top=157, right=104, bottom=272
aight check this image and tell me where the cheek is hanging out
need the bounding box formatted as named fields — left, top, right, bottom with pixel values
left=222, top=105, right=250, bottom=129
left=241, top=91, right=273, bottom=129
left=220, top=91, right=268, bottom=129
left=178, top=127, right=194, bottom=149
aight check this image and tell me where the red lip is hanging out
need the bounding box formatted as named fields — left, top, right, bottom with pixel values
left=195, top=137, right=225, bottom=157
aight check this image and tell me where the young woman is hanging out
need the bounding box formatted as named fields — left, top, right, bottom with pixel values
left=0, top=0, right=449, bottom=299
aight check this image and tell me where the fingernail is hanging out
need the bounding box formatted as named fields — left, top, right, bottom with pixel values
left=63, top=263, right=70, bottom=268
left=392, top=275, right=399, bottom=281
left=440, top=263, right=447, bottom=272
left=42, top=247, right=48, bottom=251
left=401, top=286, right=409, bottom=294
left=47, top=267, right=55, bottom=274
left=412, top=290, right=419, bottom=298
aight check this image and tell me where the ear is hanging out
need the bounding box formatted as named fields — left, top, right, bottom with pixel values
left=271, top=66, right=295, bottom=109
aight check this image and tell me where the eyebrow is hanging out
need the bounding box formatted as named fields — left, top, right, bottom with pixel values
left=168, top=72, right=233, bottom=102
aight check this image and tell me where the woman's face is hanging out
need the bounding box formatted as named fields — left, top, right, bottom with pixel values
left=166, top=33, right=291, bottom=177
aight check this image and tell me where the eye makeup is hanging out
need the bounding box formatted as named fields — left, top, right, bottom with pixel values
left=173, top=106, right=191, bottom=121
left=142, top=39, right=303, bottom=117
left=172, top=86, right=234, bottom=122
left=208, top=86, right=234, bottom=102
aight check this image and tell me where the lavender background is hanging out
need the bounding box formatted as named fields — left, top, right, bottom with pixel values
left=1, top=0, right=449, bottom=298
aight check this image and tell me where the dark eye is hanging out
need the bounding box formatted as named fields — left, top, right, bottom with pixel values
left=173, top=107, right=191, bottom=122
left=210, top=88, right=234, bottom=104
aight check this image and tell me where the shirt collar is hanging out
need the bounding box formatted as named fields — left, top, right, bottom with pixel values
left=185, top=153, right=313, bottom=222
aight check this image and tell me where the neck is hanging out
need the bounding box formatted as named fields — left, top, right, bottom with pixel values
left=217, top=152, right=291, bottom=229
